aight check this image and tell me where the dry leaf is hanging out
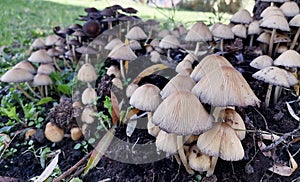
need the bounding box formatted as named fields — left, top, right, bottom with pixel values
left=110, top=91, right=120, bottom=125
left=257, top=141, right=272, bottom=158
left=132, top=64, right=168, bottom=84
left=126, top=119, right=137, bottom=137
left=268, top=151, right=298, bottom=176
left=260, top=131, right=280, bottom=141
left=123, top=108, right=140, bottom=123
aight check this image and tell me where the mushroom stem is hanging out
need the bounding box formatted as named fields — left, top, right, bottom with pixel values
left=273, top=86, right=282, bottom=104
left=177, top=135, right=195, bottom=175
left=167, top=49, right=171, bottom=61
left=206, top=156, right=218, bottom=177
left=25, top=82, right=41, bottom=99
left=265, top=84, right=273, bottom=107
left=71, top=45, right=77, bottom=63
left=249, top=35, right=254, bottom=47
left=194, top=42, right=200, bottom=56
left=290, top=27, right=300, bottom=50
left=53, top=57, right=62, bottom=72
left=174, top=154, right=182, bottom=165
left=17, top=83, right=35, bottom=101
left=273, top=43, right=280, bottom=57
left=45, top=85, right=48, bottom=97
left=268, top=29, right=276, bottom=57
left=120, top=60, right=126, bottom=81
left=220, top=39, right=224, bottom=52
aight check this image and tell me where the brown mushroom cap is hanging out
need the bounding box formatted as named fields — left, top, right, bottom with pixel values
left=28, top=49, right=53, bottom=64
left=152, top=91, right=213, bottom=136
left=273, top=50, right=300, bottom=67
left=44, top=122, right=64, bottom=143
left=230, top=9, right=252, bottom=24
left=37, top=63, right=55, bottom=75
left=252, top=66, right=298, bottom=87
left=125, top=26, right=147, bottom=40
left=250, top=55, right=273, bottom=69
left=0, top=68, right=34, bottom=83
left=197, top=122, right=244, bottom=161
left=13, top=61, right=36, bottom=74
left=31, top=38, right=45, bottom=49
left=32, top=74, right=53, bottom=86
left=155, top=130, right=178, bottom=154
left=77, top=63, right=97, bottom=83
left=70, top=127, right=83, bottom=141
left=129, top=84, right=162, bottom=112
left=192, top=65, right=260, bottom=107
left=185, top=21, right=212, bottom=42
left=45, top=34, right=60, bottom=46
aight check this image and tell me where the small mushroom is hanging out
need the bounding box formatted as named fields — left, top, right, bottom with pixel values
left=44, top=122, right=64, bottom=143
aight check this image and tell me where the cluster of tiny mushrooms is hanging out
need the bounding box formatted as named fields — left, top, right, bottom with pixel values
left=1, top=0, right=300, bottom=177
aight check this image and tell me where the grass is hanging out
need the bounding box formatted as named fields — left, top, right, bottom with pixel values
left=0, top=0, right=233, bottom=47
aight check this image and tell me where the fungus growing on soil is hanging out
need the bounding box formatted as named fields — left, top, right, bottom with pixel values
left=44, top=122, right=64, bottom=143
left=159, top=35, right=180, bottom=60
left=211, top=24, right=234, bottom=52
left=250, top=55, right=273, bottom=70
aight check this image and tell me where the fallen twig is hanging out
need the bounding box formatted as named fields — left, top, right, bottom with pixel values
left=53, top=151, right=92, bottom=182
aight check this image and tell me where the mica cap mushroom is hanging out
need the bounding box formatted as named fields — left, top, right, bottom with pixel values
left=45, top=122, right=64, bottom=143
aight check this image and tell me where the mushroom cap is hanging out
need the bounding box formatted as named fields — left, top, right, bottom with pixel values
left=248, top=20, right=262, bottom=35
left=81, top=106, right=95, bottom=124
left=28, top=49, right=53, bottom=63
left=252, top=66, right=298, bottom=87
left=126, top=83, right=139, bottom=97
left=280, top=1, right=300, bottom=17
left=260, top=15, right=290, bottom=32
left=257, top=32, right=271, bottom=44
left=185, top=21, right=212, bottom=42
left=277, top=45, right=288, bottom=54
left=125, top=26, right=147, bottom=40
left=33, top=74, right=53, bottom=86
left=160, top=74, right=196, bottom=99
left=261, top=6, right=284, bottom=19
left=289, top=14, right=300, bottom=27
left=158, top=29, right=170, bottom=38
left=183, top=53, right=197, bottom=63
left=112, top=78, right=123, bottom=90
left=147, top=119, right=160, bottom=137
left=231, top=24, right=247, bottom=38
left=129, top=83, right=162, bottom=112
left=274, top=33, right=291, bottom=43
left=70, top=127, right=83, bottom=141
left=197, top=122, right=244, bottom=161
left=13, top=61, right=36, bottom=74
left=31, top=38, right=45, bottom=49
left=250, top=55, right=273, bottom=69
left=192, top=65, right=260, bottom=107
left=218, top=108, right=246, bottom=140
left=150, top=51, right=161, bottom=63
left=212, top=24, right=234, bottom=39
left=82, top=87, right=97, bottom=105
left=37, top=63, right=55, bottom=75
left=108, top=43, right=137, bottom=61
left=0, top=68, right=34, bottom=83
left=155, top=130, right=178, bottom=154
left=45, top=34, right=60, bottom=46
left=188, top=145, right=211, bottom=172
left=230, top=9, right=252, bottom=24
left=106, top=65, right=121, bottom=78
left=104, top=38, right=124, bottom=50
left=190, top=54, right=233, bottom=82
left=129, top=40, right=142, bottom=50
left=175, top=60, right=192, bottom=75
left=76, top=45, right=99, bottom=54
left=77, top=63, right=97, bottom=83
left=44, top=122, right=64, bottom=143
left=152, top=91, right=213, bottom=136
left=274, top=50, right=300, bottom=67
left=159, top=35, right=180, bottom=49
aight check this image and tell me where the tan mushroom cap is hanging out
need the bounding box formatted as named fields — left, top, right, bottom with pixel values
left=248, top=20, right=262, bottom=35
left=28, top=49, right=53, bottom=63
left=231, top=24, right=247, bottom=38
left=230, top=9, right=252, bottom=24
left=280, top=1, right=300, bottom=17
left=188, top=145, right=211, bottom=172
left=104, top=38, right=123, bottom=50
left=45, top=34, right=60, bottom=46
left=185, top=21, right=212, bottom=42
left=125, top=26, right=147, bottom=40
left=14, top=61, right=36, bottom=74
left=158, top=29, right=170, bottom=38
left=150, top=51, right=161, bottom=63
left=108, top=43, right=137, bottom=61
left=44, top=122, right=64, bottom=143
left=250, top=55, right=273, bottom=69
left=289, top=14, right=300, bottom=27
left=212, top=24, right=234, bottom=39
left=147, top=119, right=160, bottom=137
left=112, top=78, right=123, bottom=90
left=274, top=50, right=300, bottom=67
left=159, top=35, right=180, bottom=49
left=31, top=38, right=45, bottom=49
left=82, top=87, right=97, bottom=105
left=152, top=91, right=213, bottom=136
left=70, top=127, right=83, bottom=141
left=175, top=60, right=193, bottom=75
left=126, top=83, right=139, bottom=97
left=106, top=65, right=120, bottom=78
left=277, top=45, right=288, bottom=54
left=274, top=33, right=291, bottom=43
left=197, top=122, right=244, bottom=161
left=183, top=53, right=197, bottom=63
left=217, top=108, right=246, bottom=140
left=129, top=40, right=142, bottom=50
left=257, top=32, right=271, bottom=44
left=0, top=68, right=34, bottom=83
left=81, top=106, right=95, bottom=124
left=155, top=130, right=178, bottom=154
left=261, top=7, right=284, bottom=19
left=252, top=66, right=298, bottom=87
left=192, top=65, right=260, bottom=107
left=260, top=15, right=290, bottom=32
left=32, top=74, right=53, bottom=86
left=37, top=63, right=55, bottom=75
left=129, top=84, right=162, bottom=112
left=190, top=54, right=233, bottom=82
left=160, top=74, right=196, bottom=99
left=77, top=63, right=97, bottom=83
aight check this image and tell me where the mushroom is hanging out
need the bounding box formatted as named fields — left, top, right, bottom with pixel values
left=104, top=38, right=123, bottom=51
left=248, top=20, right=262, bottom=47
left=155, top=130, right=178, bottom=155
left=81, top=87, right=98, bottom=105
left=77, top=63, right=98, bottom=87
left=158, top=35, right=180, bottom=60
left=230, top=9, right=252, bottom=25
left=44, top=122, right=64, bottom=143
left=250, top=55, right=273, bottom=70
left=211, top=23, right=234, bottom=52
left=70, top=127, right=83, bottom=141
left=187, top=145, right=211, bottom=172
left=32, top=74, right=53, bottom=97
left=260, top=15, right=290, bottom=56
left=125, top=26, right=147, bottom=41
left=185, top=21, right=212, bottom=55
left=231, top=24, right=247, bottom=39
left=289, top=14, right=300, bottom=50
left=280, top=1, right=299, bottom=18
left=252, top=66, right=298, bottom=107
